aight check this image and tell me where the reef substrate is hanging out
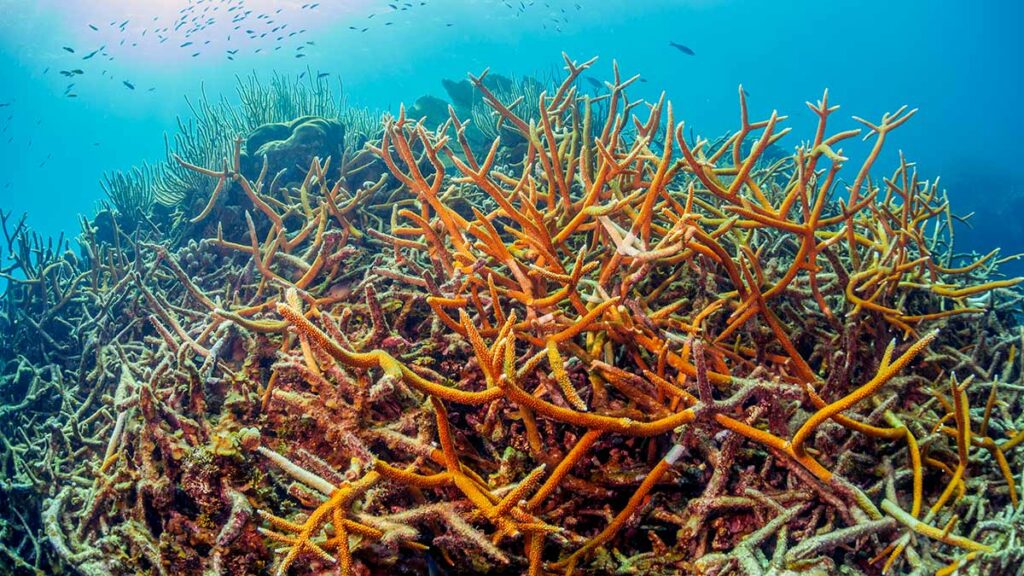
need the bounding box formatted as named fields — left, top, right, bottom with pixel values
left=2, top=54, right=1024, bottom=575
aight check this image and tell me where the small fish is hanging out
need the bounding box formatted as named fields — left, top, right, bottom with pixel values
left=82, top=48, right=101, bottom=60
left=123, top=80, right=135, bottom=90
left=584, top=76, right=602, bottom=89
left=147, top=87, right=155, bottom=92
left=668, top=41, right=695, bottom=56
left=62, top=46, right=75, bottom=53
left=317, top=72, right=330, bottom=79
left=0, top=102, right=10, bottom=107
left=181, top=41, right=193, bottom=47
left=88, top=24, right=98, bottom=31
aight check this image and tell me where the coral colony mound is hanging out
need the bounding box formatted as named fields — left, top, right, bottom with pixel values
left=2, top=54, right=1024, bottom=575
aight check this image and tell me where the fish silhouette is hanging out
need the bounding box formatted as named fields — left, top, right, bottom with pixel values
left=669, top=41, right=695, bottom=56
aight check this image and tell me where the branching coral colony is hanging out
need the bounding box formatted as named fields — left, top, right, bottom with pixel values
left=3, top=54, right=1024, bottom=576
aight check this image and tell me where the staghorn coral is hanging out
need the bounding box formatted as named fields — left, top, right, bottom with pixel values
left=2, top=53, right=1024, bottom=576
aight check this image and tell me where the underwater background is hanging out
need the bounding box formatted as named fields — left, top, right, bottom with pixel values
left=1, top=0, right=1022, bottom=267
left=2, top=1, right=1024, bottom=575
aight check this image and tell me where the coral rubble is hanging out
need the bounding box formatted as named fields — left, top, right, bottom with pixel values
left=2, top=54, right=1024, bottom=576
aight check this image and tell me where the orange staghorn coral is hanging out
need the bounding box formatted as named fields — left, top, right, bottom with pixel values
left=7, top=55, right=1024, bottom=576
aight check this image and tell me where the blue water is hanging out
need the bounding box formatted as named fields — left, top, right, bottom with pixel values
left=1, top=0, right=1022, bottom=271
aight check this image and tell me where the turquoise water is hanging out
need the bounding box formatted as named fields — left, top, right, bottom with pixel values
left=1, top=0, right=1022, bottom=265
left=2, top=2, right=1024, bottom=575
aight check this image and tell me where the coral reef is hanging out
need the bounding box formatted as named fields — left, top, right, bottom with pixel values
left=434, top=72, right=549, bottom=155
left=98, top=72, right=380, bottom=243
left=240, top=116, right=345, bottom=183
left=2, top=54, right=1024, bottom=576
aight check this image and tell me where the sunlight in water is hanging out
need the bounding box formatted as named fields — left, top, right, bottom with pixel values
left=39, top=0, right=352, bottom=66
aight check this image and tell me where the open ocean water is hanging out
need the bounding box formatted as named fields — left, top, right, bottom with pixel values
left=0, top=1, right=1023, bottom=575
